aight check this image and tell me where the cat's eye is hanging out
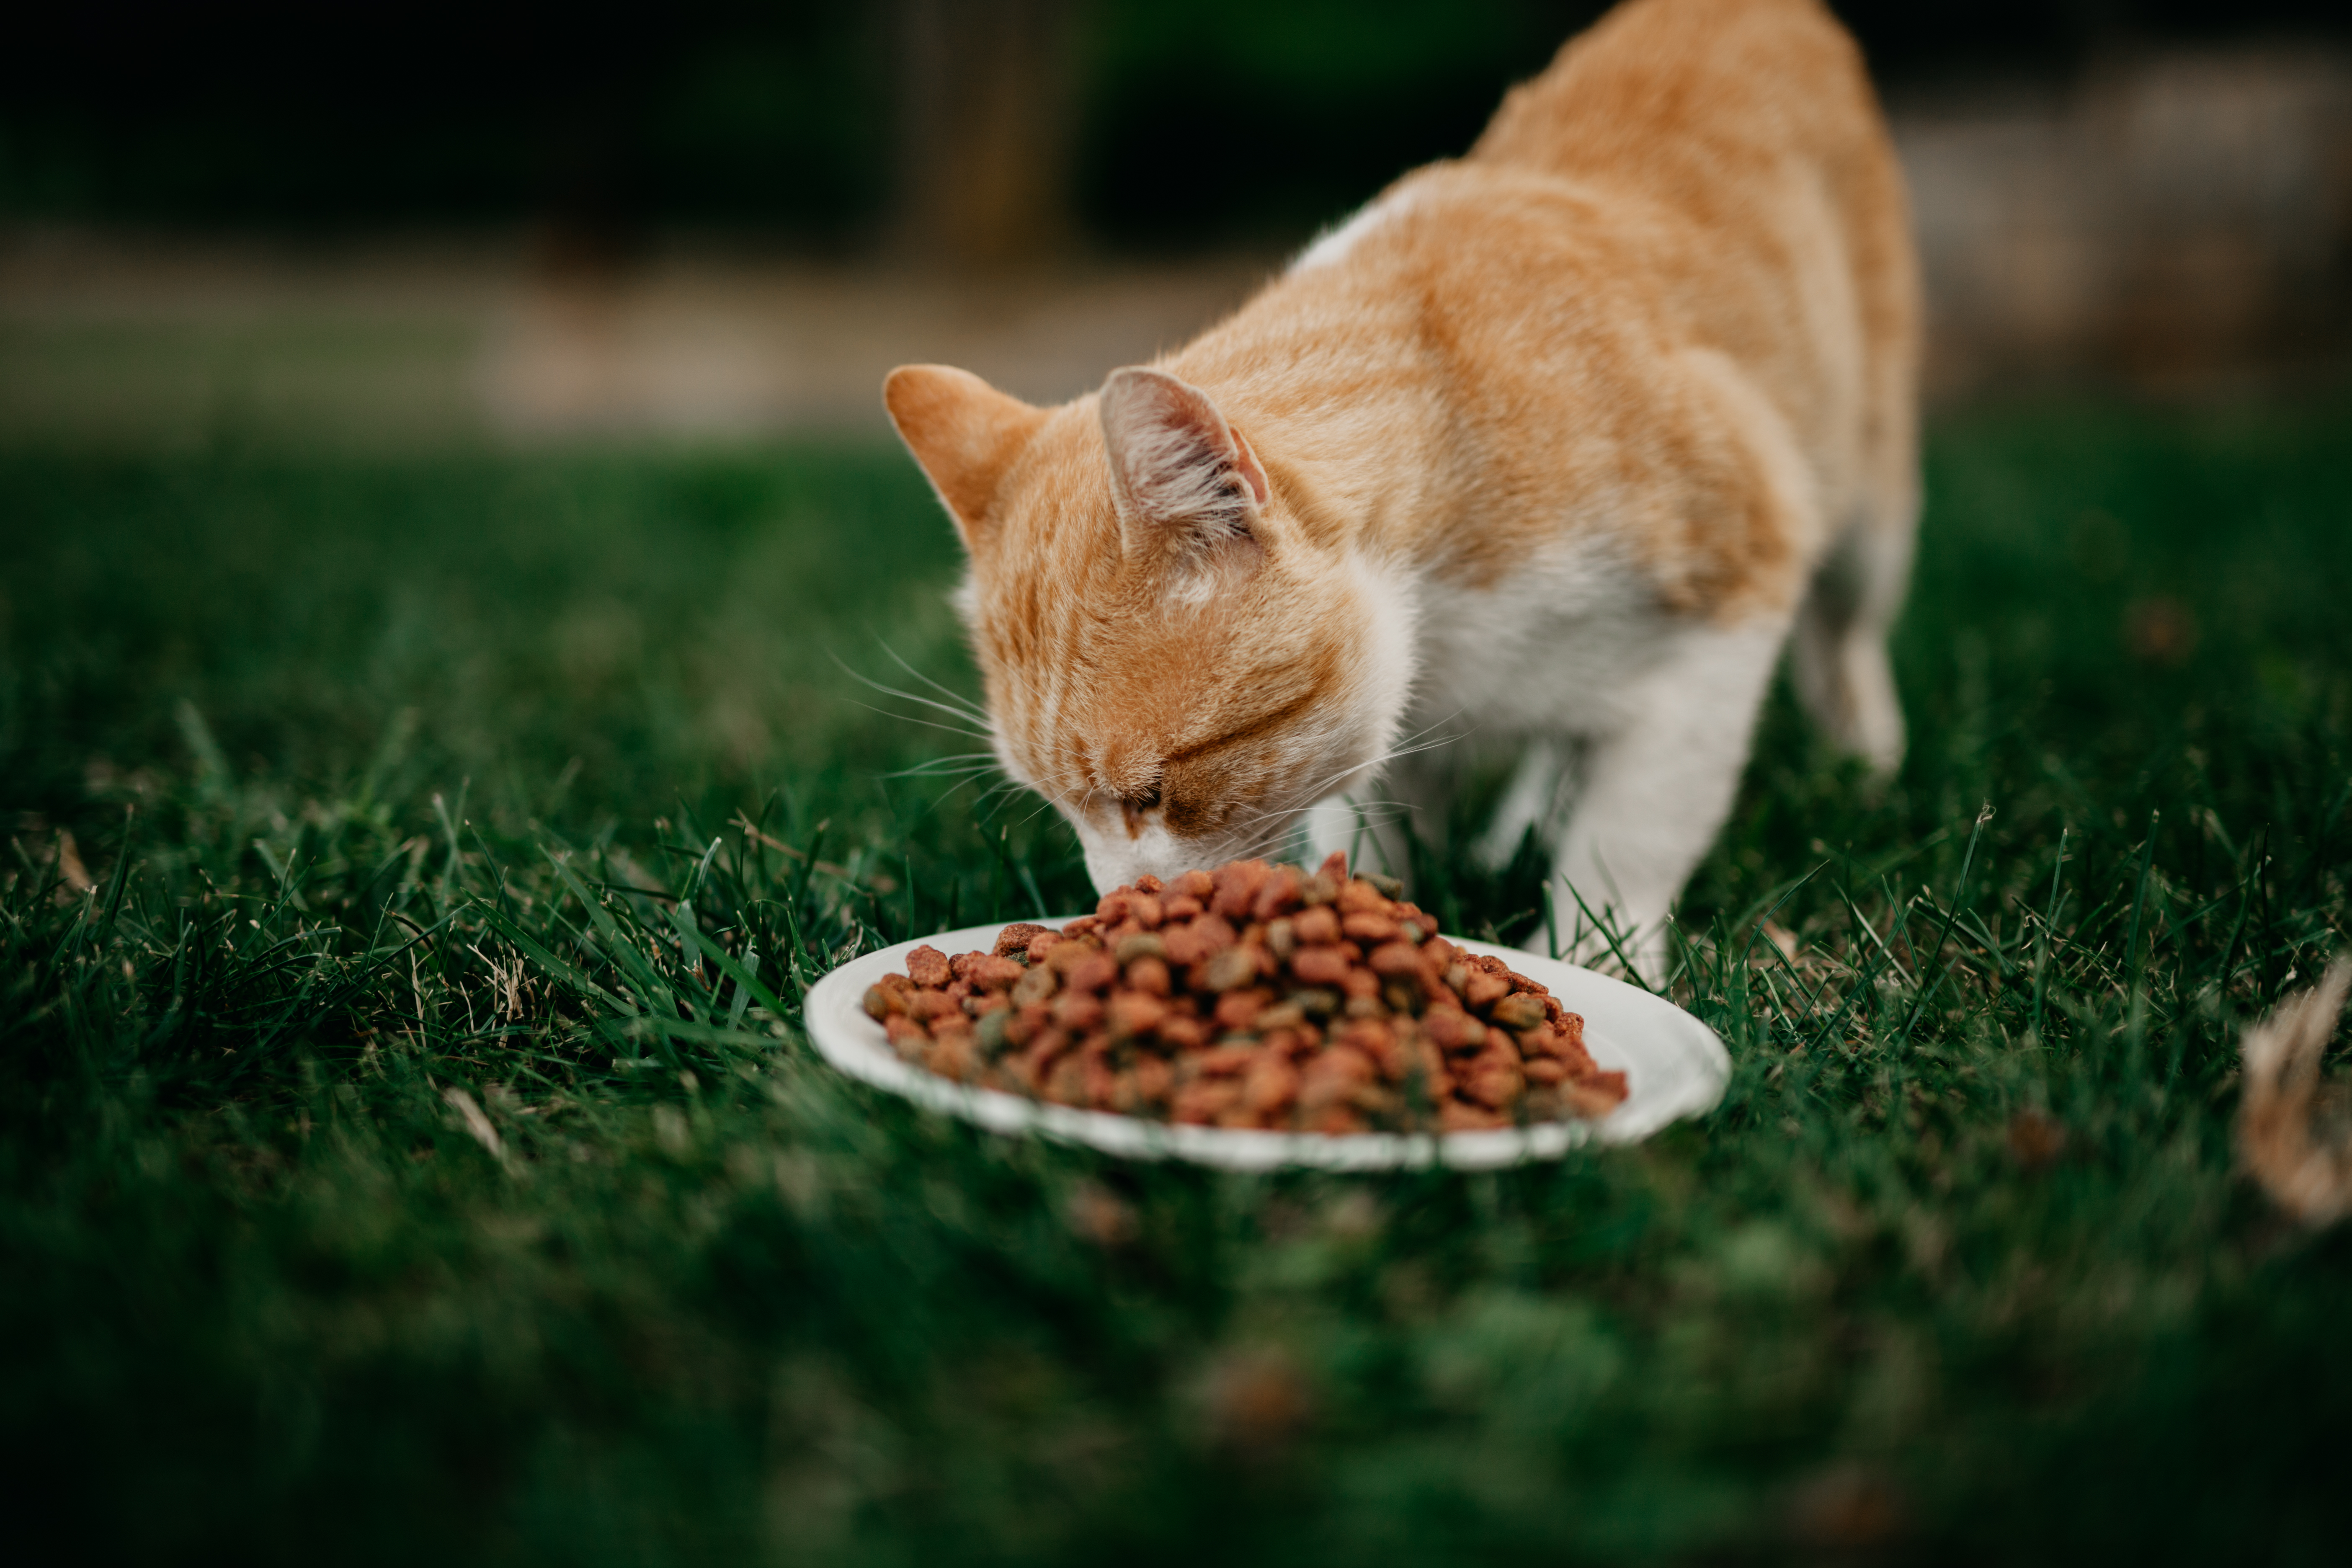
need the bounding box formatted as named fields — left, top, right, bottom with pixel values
left=1132, top=784, right=1162, bottom=811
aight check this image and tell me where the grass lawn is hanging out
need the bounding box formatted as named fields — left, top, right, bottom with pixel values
left=4, top=398, right=2350, bottom=1564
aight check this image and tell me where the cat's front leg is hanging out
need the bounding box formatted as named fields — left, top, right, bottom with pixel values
left=1305, top=734, right=1452, bottom=892
left=1542, top=619, right=1786, bottom=981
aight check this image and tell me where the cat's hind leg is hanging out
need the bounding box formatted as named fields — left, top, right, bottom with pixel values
left=1790, top=498, right=1914, bottom=777
left=1470, top=738, right=1565, bottom=872
left=1306, top=738, right=1451, bottom=888
left=1543, top=622, right=1785, bottom=979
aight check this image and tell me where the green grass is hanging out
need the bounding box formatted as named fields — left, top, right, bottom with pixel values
left=4, top=399, right=2350, bottom=1564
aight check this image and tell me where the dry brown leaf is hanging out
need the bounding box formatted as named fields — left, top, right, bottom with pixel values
left=2238, top=957, right=2352, bottom=1225
left=54, top=831, right=95, bottom=895
left=443, top=1086, right=504, bottom=1160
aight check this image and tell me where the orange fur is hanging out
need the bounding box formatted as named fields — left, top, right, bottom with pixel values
left=885, top=0, right=1920, bottom=962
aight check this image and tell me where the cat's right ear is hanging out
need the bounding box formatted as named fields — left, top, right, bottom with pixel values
left=883, top=365, right=1047, bottom=549
left=1099, top=367, right=1269, bottom=565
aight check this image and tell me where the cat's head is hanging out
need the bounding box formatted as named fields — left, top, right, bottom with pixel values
left=884, top=362, right=1415, bottom=892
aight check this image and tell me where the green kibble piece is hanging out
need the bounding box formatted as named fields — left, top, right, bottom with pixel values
left=1114, top=932, right=1168, bottom=964
left=1203, top=946, right=1258, bottom=991
left=1492, top=993, right=1547, bottom=1031
left=976, top=1008, right=1013, bottom=1057
left=1289, top=988, right=1341, bottom=1019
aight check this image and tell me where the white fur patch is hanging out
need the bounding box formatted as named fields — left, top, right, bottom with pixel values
left=1291, top=185, right=1423, bottom=274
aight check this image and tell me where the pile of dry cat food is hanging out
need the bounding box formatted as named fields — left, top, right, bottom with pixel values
left=861, top=854, right=1627, bottom=1134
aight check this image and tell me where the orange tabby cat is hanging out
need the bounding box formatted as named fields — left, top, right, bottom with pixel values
left=884, top=0, right=1919, bottom=971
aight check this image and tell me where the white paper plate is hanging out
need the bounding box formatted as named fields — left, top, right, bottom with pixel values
left=802, top=920, right=1730, bottom=1171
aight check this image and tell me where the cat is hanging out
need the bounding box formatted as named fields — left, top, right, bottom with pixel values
left=882, top=0, right=1919, bottom=974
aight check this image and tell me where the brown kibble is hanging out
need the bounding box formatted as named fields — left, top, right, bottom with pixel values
left=1291, top=946, right=1352, bottom=988
left=1440, top=1101, right=1510, bottom=1132
left=1299, top=1045, right=1377, bottom=1111
left=1292, top=905, right=1341, bottom=946
left=908, top=990, right=960, bottom=1023
left=1085, top=1052, right=1122, bottom=1109
left=879, top=858, right=1612, bottom=1136
left=1053, top=990, right=1106, bottom=1032
left=1460, top=1056, right=1525, bottom=1110
left=1159, top=1014, right=1210, bottom=1050
left=1243, top=1053, right=1301, bottom=1115
left=905, top=945, right=951, bottom=988
left=1195, top=1042, right=1258, bottom=1076
left=930, top=1032, right=981, bottom=1083
left=1173, top=1078, right=1243, bottom=1124
left=1128, top=1055, right=1174, bottom=1107
left=1462, top=969, right=1512, bottom=1010
left=993, top=923, right=1053, bottom=958
left=1161, top=914, right=1235, bottom=966
left=1215, top=988, right=1272, bottom=1030
left=1337, top=1018, right=1406, bottom=1080
left=1064, top=952, right=1118, bottom=994
left=1252, top=864, right=1304, bottom=920
left=1109, top=989, right=1170, bottom=1038
left=1421, top=1006, right=1481, bottom=1052
left=1211, top=858, right=1272, bottom=918
left=1006, top=1003, right=1049, bottom=1049
left=1561, top=1073, right=1629, bottom=1118
left=1304, top=1104, right=1367, bottom=1135
left=1045, top=1054, right=1091, bottom=1106
left=1258, top=1026, right=1305, bottom=1059
left=952, top=951, right=1025, bottom=990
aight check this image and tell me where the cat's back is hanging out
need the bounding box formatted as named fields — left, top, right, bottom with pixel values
left=1171, top=0, right=1914, bottom=613
left=1472, top=0, right=1886, bottom=206
left=1466, top=0, right=1916, bottom=416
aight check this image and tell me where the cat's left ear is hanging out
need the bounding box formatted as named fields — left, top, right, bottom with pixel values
left=1099, top=366, right=1270, bottom=562
left=883, top=364, right=1048, bottom=549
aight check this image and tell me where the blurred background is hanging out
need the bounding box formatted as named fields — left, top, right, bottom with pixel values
left=3, top=0, right=2349, bottom=446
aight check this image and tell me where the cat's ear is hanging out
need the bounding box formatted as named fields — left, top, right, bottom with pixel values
left=883, top=364, right=1047, bottom=548
left=1099, top=366, right=1270, bottom=562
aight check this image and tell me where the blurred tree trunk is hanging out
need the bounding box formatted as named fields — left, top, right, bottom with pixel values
left=893, top=0, right=1081, bottom=268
